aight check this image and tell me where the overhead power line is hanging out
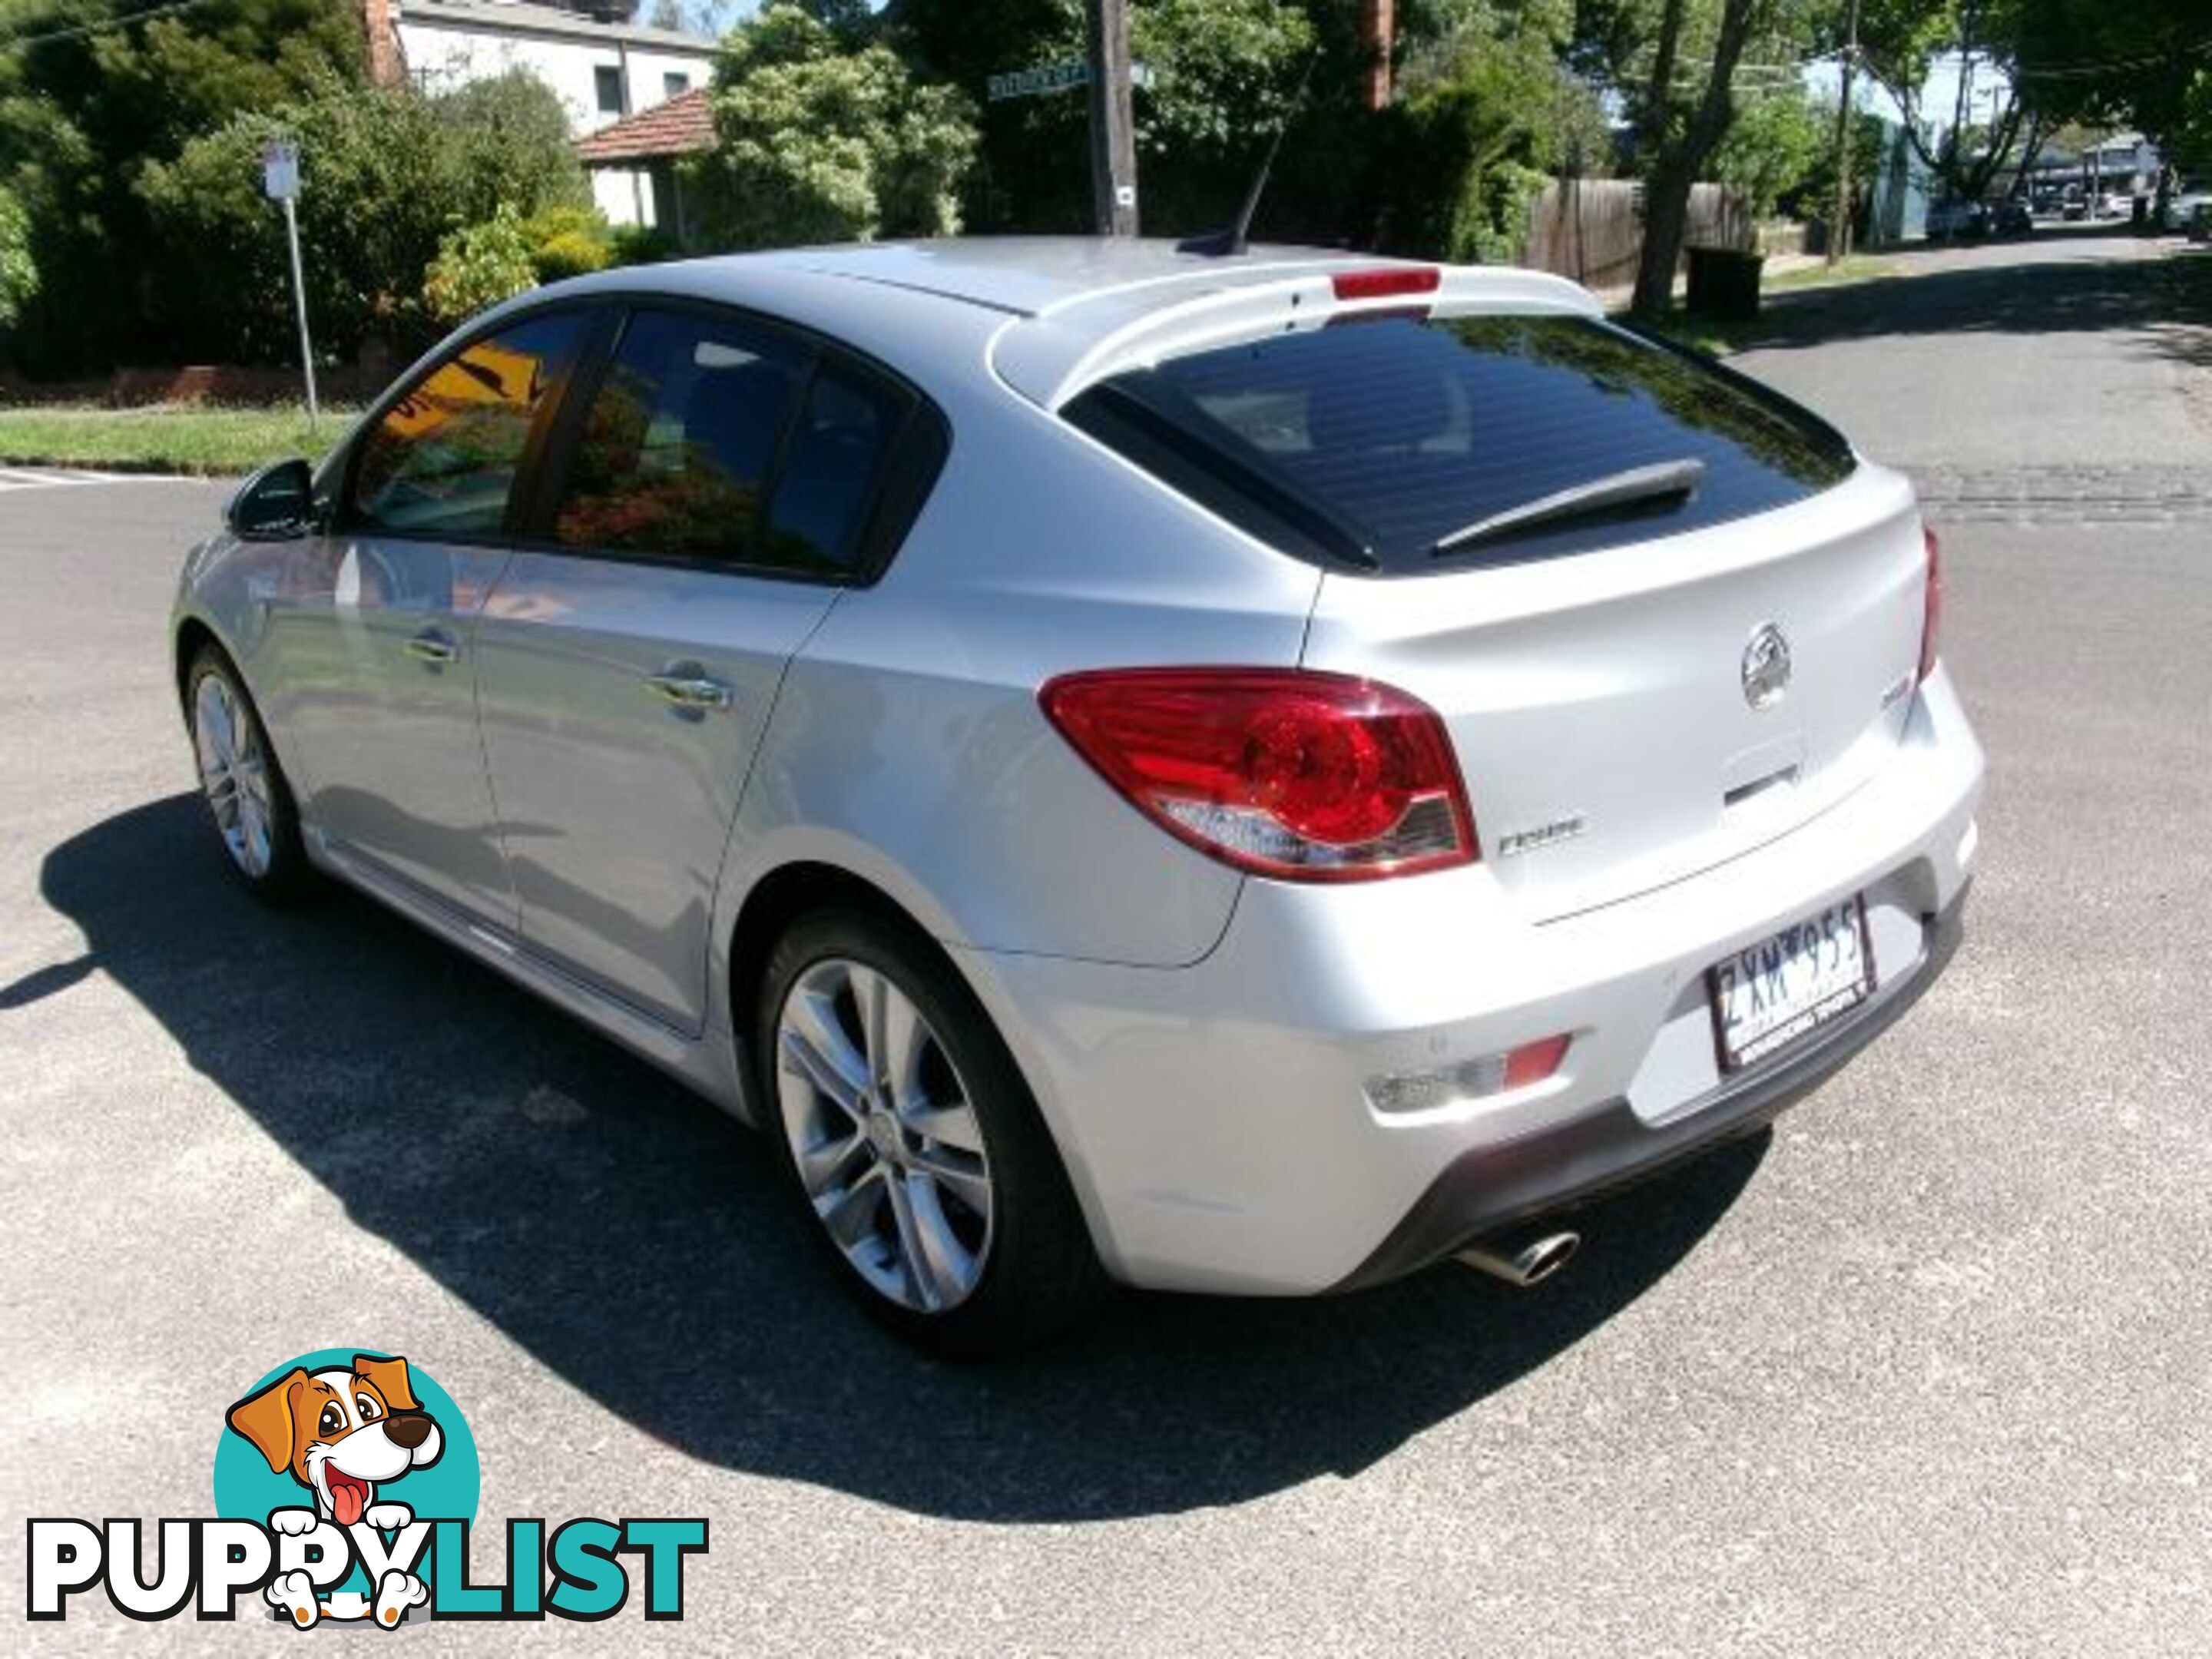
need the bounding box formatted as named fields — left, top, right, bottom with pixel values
left=0, top=0, right=220, bottom=53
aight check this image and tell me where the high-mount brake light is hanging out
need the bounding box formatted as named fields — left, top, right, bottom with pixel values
left=1918, top=525, right=1942, bottom=684
left=1038, top=668, right=1479, bottom=883
left=1330, top=267, right=1442, bottom=303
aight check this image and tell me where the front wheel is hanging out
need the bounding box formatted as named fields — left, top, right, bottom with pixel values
left=187, top=647, right=313, bottom=901
left=758, top=909, right=1104, bottom=1357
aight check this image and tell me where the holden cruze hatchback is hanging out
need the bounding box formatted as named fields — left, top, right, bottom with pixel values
left=174, top=239, right=1983, bottom=1353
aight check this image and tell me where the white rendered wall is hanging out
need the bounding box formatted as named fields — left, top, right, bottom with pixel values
left=398, top=21, right=714, bottom=134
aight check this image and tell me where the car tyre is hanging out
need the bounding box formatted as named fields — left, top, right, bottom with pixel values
left=758, top=909, right=1105, bottom=1358
left=186, top=645, right=314, bottom=902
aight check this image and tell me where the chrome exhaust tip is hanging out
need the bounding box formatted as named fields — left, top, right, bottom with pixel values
left=1455, top=1230, right=1581, bottom=1288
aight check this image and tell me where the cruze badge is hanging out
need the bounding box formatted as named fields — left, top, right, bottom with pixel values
left=1741, top=624, right=1792, bottom=710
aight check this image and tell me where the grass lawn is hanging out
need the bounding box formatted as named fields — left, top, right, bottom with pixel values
left=1764, top=253, right=1905, bottom=291
left=0, top=404, right=349, bottom=475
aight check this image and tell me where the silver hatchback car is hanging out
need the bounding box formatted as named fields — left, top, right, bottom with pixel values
left=174, top=240, right=1983, bottom=1353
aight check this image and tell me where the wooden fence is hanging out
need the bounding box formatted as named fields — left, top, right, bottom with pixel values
left=1518, top=179, right=1755, bottom=293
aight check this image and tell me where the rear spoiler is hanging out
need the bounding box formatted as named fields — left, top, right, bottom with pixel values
left=991, top=263, right=1603, bottom=411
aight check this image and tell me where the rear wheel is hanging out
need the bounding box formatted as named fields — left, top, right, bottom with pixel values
left=758, top=909, right=1103, bottom=1356
left=187, top=647, right=312, bottom=901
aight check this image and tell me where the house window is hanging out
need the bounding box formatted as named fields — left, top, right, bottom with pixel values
left=664, top=72, right=689, bottom=99
left=594, top=65, right=626, bottom=116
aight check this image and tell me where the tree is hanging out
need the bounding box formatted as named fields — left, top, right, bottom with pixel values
left=690, top=2, right=979, bottom=248
left=0, top=0, right=365, bottom=373
left=1620, top=0, right=1784, bottom=315
left=1844, top=0, right=2039, bottom=207
left=423, top=204, right=540, bottom=325
left=0, top=187, right=35, bottom=330
left=886, top=0, right=1089, bottom=230
left=1374, top=1, right=1608, bottom=262
left=2007, top=0, right=2212, bottom=217
left=1710, top=82, right=1826, bottom=219
left=136, top=72, right=590, bottom=363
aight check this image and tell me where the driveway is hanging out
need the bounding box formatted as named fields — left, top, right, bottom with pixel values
left=2, top=233, right=2208, bottom=1655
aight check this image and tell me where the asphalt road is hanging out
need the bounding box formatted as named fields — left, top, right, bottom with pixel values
left=5, top=233, right=2210, bottom=1655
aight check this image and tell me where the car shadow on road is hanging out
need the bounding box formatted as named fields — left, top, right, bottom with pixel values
left=31, top=794, right=1767, bottom=1523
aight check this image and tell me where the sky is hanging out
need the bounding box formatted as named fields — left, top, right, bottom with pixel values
left=1803, top=48, right=2018, bottom=140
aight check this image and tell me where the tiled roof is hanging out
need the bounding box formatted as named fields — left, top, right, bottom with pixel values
left=575, top=87, right=716, bottom=163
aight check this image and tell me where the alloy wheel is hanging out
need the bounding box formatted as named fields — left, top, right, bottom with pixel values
left=774, top=957, right=995, bottom=1313
left=192, top=671, right=275, bottom=879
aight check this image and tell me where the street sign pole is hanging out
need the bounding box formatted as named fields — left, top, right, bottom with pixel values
left=263, top=141, right=318, bottom=432
left=282, top=195, right=319, bottom=430
left=1085, top=0, right=1137, bottom=236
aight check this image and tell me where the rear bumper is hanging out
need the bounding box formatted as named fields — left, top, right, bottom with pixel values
left=952, top=669, right=1985, bottom=1296
left=1330, top=883, right=1967, bottom=1292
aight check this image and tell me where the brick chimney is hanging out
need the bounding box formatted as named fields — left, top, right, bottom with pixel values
left=363, top=0, right=405, bottom=88
left=1360, top=0, right=1393, bottom=111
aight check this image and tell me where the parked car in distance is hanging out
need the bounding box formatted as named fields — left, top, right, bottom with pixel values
left=2162, top=189, right=2212, bottom=237
left=173, top=240, right=1984, bottom=1354
left=1925, top=199, right=1989, bottom=240
left=1991, top=198, right=2034, bottom=237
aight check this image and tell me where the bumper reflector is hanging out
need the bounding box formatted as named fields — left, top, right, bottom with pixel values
left=1366, top=1034, right=1571, bottom=1115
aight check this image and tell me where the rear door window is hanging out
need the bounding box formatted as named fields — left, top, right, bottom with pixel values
left=1064, top=314, right=1856, bottom=574
left=551, top=308, right=810, bottom=565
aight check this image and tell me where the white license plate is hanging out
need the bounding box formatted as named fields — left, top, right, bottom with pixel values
left=1708, top=896, right=1875, bottom=1072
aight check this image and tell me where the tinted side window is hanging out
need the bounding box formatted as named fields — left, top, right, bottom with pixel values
left=349, top=312, right=589, bottom=538
left=760, top=366, right=909, bottom=576
left=551, top=309, right=807, bottom=563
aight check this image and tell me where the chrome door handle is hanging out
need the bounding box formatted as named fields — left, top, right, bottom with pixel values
left=643, top=668, right=733, bottom=712
left=403, top=630, right=459, bottom=665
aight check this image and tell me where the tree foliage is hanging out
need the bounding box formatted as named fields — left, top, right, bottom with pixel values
left=890, top=0, right=1323, bottom=235
left=2008, top=0, right=2212, bottom=194
left=0, top=0, right=364, bottom=372
left=136, top=72, right=588, bottom=364
left=423, top=203, right=540, bottom=326
left=690, top=2, right=980, bottom=249
left=0, top=187, right=35, bottom=330
left=1375, top=1, right=1607, bottom=262
left=1574, top=0, right=1792, bottom=313
left=1710, top=83, right=1827, bottom=219
left=1841, top=0, right=2040, bottom=204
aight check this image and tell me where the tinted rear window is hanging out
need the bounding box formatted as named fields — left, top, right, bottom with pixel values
left=1064, top=314, right=1855, bottom=574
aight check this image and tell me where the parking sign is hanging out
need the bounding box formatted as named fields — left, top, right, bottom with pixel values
left=262, top=141, right=299, bottom=202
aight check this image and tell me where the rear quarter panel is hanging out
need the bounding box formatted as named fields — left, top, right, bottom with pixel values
left=719, top=366, right=1323, bottom=971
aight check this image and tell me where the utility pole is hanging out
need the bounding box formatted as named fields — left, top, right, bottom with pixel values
left=1085, top=0, right=1137, bottom=236
left=1827, top=0, right=1859, bottom=267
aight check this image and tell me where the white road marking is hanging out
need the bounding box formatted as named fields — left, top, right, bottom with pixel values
left=0, top=467, right=155, bottom=490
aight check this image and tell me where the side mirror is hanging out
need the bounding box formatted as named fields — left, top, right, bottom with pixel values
left=225, top=458, right=320, bottom=541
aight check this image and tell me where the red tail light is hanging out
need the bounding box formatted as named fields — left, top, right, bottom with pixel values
left=1331, top=267, right=1441, bottom=302
left=1918, top=525, right=1942, bottom=684
left=1038, top=668, right=1479, bottom=882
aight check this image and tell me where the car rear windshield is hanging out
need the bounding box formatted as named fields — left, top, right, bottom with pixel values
left=1061, top=313, right=1856, bottom=575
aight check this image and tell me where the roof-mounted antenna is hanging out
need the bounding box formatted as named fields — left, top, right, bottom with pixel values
left=1177, top=51, right=1320, bottom=258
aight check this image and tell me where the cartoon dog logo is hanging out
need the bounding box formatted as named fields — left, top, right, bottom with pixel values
left=227, top=1353, right=441, bottom=1628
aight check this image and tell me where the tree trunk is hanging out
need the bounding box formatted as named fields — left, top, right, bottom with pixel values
left=1641, top=0, right=1686, bottom=164
left=1629, top=0, right=1765, bottom=317
left=1631, top=162, right=1693, bottom=316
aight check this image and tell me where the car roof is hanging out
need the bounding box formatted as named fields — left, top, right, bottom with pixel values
left=517, top=237, right=1601, bottom=412
left=740, top=237, right=1419, bottom=317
